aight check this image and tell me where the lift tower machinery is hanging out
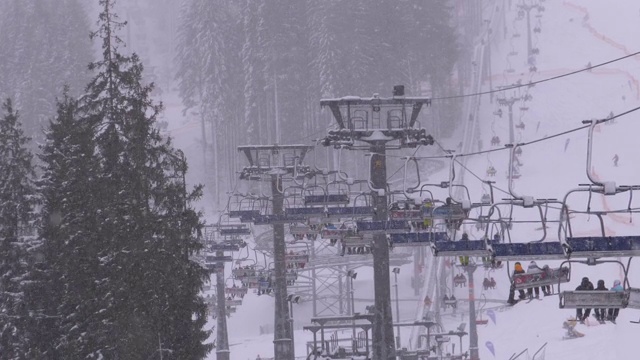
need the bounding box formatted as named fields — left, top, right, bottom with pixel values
left=320, top=86, right=433, bottom=359
left=237, top=144, right=313, bottom=360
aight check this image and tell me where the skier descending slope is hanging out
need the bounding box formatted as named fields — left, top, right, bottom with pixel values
left=563, top=318, right=585, bottom=340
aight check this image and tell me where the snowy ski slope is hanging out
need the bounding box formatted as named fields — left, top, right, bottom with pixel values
left=188, top=0, right=640, bottom=358
left=443, top=0, right=640, bottom=359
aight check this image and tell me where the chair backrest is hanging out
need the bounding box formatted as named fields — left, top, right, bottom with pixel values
left=559, top=290, right=628, bottom=309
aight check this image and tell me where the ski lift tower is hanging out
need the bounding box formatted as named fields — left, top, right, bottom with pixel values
left=496, top=94, right=522, bottom=144
left=320, top=86, right=433, bottom=360
left=517, top=1, right=541, bottom=63
left=237, top=144, right=313, bottom=360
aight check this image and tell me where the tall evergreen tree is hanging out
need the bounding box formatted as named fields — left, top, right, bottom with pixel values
left=35, top=90, right=108, bottom=359
left=91, top=0, right=211, bottom=357
left=0, top=98, right=38, bottom=359
left=36, top=0, right=212, bottom=358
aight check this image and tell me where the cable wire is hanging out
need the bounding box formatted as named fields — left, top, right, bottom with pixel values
left=431, top=50, right=640, bottom=101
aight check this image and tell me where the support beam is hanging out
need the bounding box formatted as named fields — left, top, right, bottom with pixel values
left=370, top=143, right=396, bottom=359
left=215, top=250, right=230, bottom=360
left=271, top=175, right=294, bottom=360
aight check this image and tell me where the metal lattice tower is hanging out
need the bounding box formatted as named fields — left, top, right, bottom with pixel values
left=237, top=144, right=313, bottom=360
left=320, top=86, right=433, bottom=360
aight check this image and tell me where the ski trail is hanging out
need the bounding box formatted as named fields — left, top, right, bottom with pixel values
left=563, top=1, right=640, bottom=100
left=563, top=1, right=640, bottom=63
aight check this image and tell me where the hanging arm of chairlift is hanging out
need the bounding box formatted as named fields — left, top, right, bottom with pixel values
left=402, top=156, right=421, bottom=197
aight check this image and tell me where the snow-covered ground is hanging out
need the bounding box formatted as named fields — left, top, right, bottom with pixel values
left=445, top=0, right=640, bottom=359
left=155, top=0, right=640, bottom=358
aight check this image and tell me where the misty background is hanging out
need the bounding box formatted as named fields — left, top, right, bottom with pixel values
left=0, top=0, right=470, bottom=211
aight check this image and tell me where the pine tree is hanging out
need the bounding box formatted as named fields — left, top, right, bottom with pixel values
left=36, top=90, right=109, bottom=358
left=74, top=0, right=211, bottom=357
left=0, top=98, right=38, bottom=359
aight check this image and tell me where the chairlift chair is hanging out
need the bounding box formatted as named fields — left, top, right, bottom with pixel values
left=453, top=273, right=467, bottom=287
left=389, top=230, right=449, bottom=247
left=225, top=285, right=249, bottom=298
left=513, top=266, right=570, bottom=291
left=476, top=295, right=489, bottom=325
left=558, top=259, right=632, bottom=310
left=341, top=235, right=372, bottom=256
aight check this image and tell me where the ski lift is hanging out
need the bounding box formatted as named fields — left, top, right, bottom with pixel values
left=327, top=205, right=375, bottom=219
left=433, top=238, right=492, bottom=258
left=389, top=198, right=423, bottom=221
left=225, top=284, right=249, bottom=298
left=558, top=119, right=640, bottom=243
left=389, top=230, right=449, bottom=247
left=226, top=192, right=263, bottom=220
left=304, top=193, right=349, bottom=206
left=289, top=224, right=319, bottom=241
left=510, top=166, right=521, bottom=179
left=486, top=166, right=497, bottom=177
left=319, top=91, right=433, bottom=149
left=558, top=259, right=630, bottom=310
left=533, top=26, right=541, bottom=33
left=321, top=224, right=356, bottom=241
left=218, top=223, right=251, bottom=237
left=225, top=296, right=243, bottom=307
left=442, top=294, right=458, bottom=309
left=453, top=273, right=467, bottom=287
left=513, top=265, right=570, bottom=292
left=475, top=295, right=489, bottom=325
left=356, top=220, right=411, bottom=234
left=482, top=276, right=497, bottom=291
left=340, top=235, right=372, bottom=256
left=327, top=192, right=375, bottom=220
left=285, top=249, right=309, bottom=269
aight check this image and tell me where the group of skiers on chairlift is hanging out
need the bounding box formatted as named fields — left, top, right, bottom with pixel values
left=507, top=261, right=553, bottom=304
left=574, top=277, right=624, bottom=324
left=506, top=262, right=624, bottom=323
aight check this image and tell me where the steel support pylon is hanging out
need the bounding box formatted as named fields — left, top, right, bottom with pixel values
left=271, top=175, right=294, bottom=360
left=215, top=251, right=230, bottom=360
left=370, top=143, right=396, bottom=360
left=466, top=264, right=480, bottom=360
